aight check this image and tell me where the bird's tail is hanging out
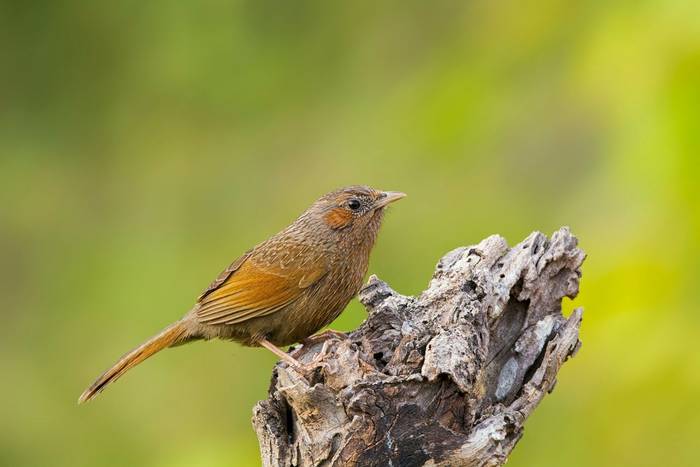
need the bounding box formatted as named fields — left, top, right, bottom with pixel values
left=78, top=321, right=189, bottom=404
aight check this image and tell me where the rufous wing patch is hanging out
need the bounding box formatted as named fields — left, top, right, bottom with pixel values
left=197, top=249, right=252, bottom=301
left=298, top=264, right=327, bottom=288
left=195, top=253, right=328, bottom=325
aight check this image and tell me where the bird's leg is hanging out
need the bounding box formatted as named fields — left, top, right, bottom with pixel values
left=259, top=339, right=301, bottom=367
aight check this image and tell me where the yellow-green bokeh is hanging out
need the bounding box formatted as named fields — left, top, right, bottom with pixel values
left=1, top=1, right=699, bottom=466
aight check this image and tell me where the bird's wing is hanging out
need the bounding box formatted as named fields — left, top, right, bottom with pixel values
left=197, top=249, right=253, bottom=301
left=194, top=245, right=328, bottom=326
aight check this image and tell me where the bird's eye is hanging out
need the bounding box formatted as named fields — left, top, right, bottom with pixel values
left=348, top=199, right=361, bottom=211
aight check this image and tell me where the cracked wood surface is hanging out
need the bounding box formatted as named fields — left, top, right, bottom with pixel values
left=253, top=227, right=585, bottom=466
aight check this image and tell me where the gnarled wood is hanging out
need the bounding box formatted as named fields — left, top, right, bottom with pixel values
left=253, top=227, right=585, bottom=466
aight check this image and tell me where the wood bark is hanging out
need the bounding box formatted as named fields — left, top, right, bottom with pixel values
left=253, top=227, right=585, bottom=467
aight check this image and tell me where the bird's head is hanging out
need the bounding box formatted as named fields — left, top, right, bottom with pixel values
left=312, top=186, right=405, bottom=237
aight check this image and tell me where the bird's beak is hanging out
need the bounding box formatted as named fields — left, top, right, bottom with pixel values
left=375, top=191, right=407, bottom=209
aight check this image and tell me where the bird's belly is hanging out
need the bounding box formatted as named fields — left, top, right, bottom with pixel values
left=263, top=301, right=346, bottom=346
left=262, top=275, right=361, bottom=345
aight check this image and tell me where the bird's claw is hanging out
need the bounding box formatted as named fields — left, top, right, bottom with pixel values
left=301, top=329, right=348, bottom=347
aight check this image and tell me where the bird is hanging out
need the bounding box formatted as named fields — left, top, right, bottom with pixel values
left=78, top=185, right=405, bottom=403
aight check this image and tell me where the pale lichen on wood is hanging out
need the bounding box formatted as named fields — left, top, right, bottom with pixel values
left=253, top=227, right=585, bottom=467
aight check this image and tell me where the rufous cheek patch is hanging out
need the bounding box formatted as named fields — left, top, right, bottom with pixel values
left=323, top=207, right=353, bottom=229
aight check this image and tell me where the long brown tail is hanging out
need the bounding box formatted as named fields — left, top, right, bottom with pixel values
left=78, top=321, right=189, bottom=404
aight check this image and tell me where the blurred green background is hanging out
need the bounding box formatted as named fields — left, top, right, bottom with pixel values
left=1, top=1, right=699, bottom=466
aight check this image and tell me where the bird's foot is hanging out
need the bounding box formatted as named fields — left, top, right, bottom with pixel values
left=302, top=329, right=348, bottom=347
left=288, top=330, right=348, bottom=363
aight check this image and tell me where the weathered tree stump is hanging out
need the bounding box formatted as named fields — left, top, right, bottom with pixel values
left=253, top=227, right=585, bottom=466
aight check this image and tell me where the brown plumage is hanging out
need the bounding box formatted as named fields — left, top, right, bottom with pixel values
left=78, top=186, right=405, bottom=403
